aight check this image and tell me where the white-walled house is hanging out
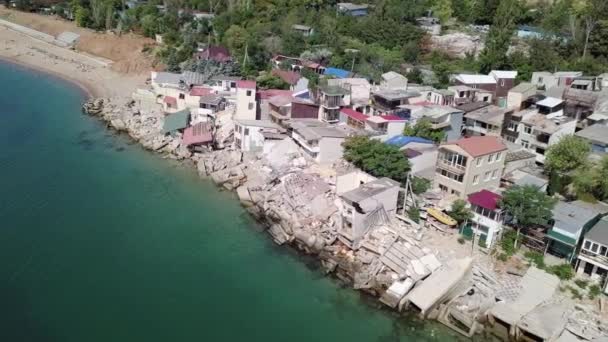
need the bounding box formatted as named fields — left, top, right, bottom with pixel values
left=290, top=121, right=347, bottom=164
left=234, top=119, right=284, bottom=152
left=234, top=80, right=257, bottom=120
left=339, top=177, right=400, bottom=248
left=515, top=110, right=576, bottom=164
left=576, top=216, right=608, bottom=294
left=467, top=190, right=504, bottom=248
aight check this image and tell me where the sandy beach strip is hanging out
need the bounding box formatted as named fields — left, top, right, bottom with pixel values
left=0, top=25, right=145, bottom=98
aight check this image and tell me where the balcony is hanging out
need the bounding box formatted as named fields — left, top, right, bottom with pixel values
left=579, top=249, right=608, bottom=268
left=437, top=159, right=466, bottom=174
left=431, top=121, right=451, bottom=129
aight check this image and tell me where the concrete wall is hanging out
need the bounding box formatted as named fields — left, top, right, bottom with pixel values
left=336, top=171, right=377, bottom=194
left=291, top=102, right=319, bottom=119
left=318, top=137, right=345, bottom=164
left=495, top=78, right=515, bottom=99
left=531, top=73, right=557, bottom=90
left=349, top=185, right=399, bottom=240
left=235, top=88, right=257, bottom=120
left=234, top=124, right=266, bottom=152
left=386, top=121, right=406, bottom=137
left=446, top=112, right=464, bottom=141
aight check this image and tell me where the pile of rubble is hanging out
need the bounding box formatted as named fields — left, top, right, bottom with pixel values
left=82, top=96, right=188, bottom=158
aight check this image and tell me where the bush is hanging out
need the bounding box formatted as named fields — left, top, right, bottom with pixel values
left=407, top=206, right=420, bottom=223
left=546, top=264, right=574, bottom=280
left=457, top=237, right=465, bottom=244
left=589, top=284, right=601, bottom=299
left=524, top=251, right=546, bottom=269
left=478, top=239, right=487, bottom=248
left=568, top=286, right=583, bottom=300
left=574, top=279, right=589, bottom=289
left=497, top=253, right=509, bottom=262
left=500, top=230, right=519, bottom=256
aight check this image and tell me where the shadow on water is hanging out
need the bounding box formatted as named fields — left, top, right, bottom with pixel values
left=0, top=283, right=59, bottom=342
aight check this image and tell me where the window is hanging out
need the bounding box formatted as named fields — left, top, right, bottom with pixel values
left=476, top=158, right=482, bottom=167
left=508, top=121, right=518, bottom=132
left=439, top=184, right=449, bottom=192
left=246, top=90, right=252, bottom=96
left=473, top=175, right=479, bottom=185
left=492, top=169, right=498, bottom=179
left=484, top=171, right=491, bottom=181
left=179, top=93, right=185, bottom=100
left=523, top=125, right=532, bottom=134
left=601, top=246, right=608, bottom=256
left=505, top=135, right=516, bottom=143
left=244, top=128, right=249, bottom=136
left=459, top=91, right=465, bottom=97
left=500, top=79, right=505, bottom=87
left=440, top=169, right=464, bottom=183
left=488, top=154, right=494, bottom=163
left=521, top=140, right=530, bottom=149
left=248, top=103, right=254, bottom=110
left=585, top=240, right=592, bottom=250
left=483, top=96, right=489, bottom=102
left=592, top=243, right=599, bottom=253
left=495, top=152, right=502, bottom=161
left=536, top=147, right=546, bottom=155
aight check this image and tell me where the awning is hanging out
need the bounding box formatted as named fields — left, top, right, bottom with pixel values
left=546, top=229, right=577, bottom=246
left=163, top=109, right=190, bottom=134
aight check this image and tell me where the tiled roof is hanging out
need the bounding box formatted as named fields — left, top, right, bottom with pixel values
left=182, top=122, right=213, bottom=146
left=380, top=115, right=406, bottom=121
left=468, top=190, right=501, bottom=211
left=189, top=86, right=213, bottom=96
left=258, top=89, right=293, bottom=100
left=446, top=136, right=507, bottom=157
left=237, top=80, right=256, bottom=89
left=340, top=108, right=368, bottom=121
left=455, top=74, right=497, bottom=85
left=272, top=69, right=301, bottom=85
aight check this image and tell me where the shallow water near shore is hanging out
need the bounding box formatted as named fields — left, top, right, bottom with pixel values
left=0, top=61, right=468, bottom=341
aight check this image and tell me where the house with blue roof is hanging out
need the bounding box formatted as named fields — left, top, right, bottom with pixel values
left=385, top=135, right=438, bottom=180
left=324, top=67, right=351, bottom=79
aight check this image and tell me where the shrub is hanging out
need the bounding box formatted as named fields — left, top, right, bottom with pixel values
left=457, top=237, right=465, bottom=244
left=500, top=230, right=519, bottom=256
left=547, top=264, right=574, bottom=280
left=589, top=284, right=601, bottom=299
left=407, top=206, right=420, bottom=223
left=524, top=251, right=546, bottom=269
left=574, top=279, right=589, bottom=289
left=478, top=239, right=487, bottom=248
left=497, top=253, right=509, bottom=262
left=568, top=286, right=583, bottom=300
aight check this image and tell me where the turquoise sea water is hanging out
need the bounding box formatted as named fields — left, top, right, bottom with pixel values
left=0, top=61, right=467, bottom=342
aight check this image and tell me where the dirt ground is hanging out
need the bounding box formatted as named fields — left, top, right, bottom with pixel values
left=0, top=7, right=156, bottom=74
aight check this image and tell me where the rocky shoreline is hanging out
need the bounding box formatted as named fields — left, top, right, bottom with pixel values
left=82, top=96, right=608, bottom=342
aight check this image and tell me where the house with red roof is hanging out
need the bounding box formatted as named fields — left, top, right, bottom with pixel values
left=271, top=69, right=309, bottom=92
left=466, top=190, right=504, bottom=247
left=434, top=136, right=507, bottom=198
left=195, top=45, right=232, bottom=63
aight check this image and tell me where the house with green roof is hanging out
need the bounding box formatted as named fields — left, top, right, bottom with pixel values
left=545, top=200, right=608, bottom=263
left=576, top=216, right=608, bottom=294
left=162, top=109, right=190, bottom=135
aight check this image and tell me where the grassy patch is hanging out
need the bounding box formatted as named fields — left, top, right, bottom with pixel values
left=574, top=279, right=589, bottom=289
left=524, top=251, right=545, bottom=269
left=546, top=264, right=574, bottom=280
left=589, top=284, right=602, bottom=299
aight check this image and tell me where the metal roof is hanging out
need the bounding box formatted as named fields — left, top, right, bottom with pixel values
left=509, top=82, right=536, bottom=93
left=536, top=97, right=564, bottom=108
left=162, top=109, right=190, bottom=134
left=490, top=70, right=518, bottom=79
left=291, top=121, right=347, bottom=140
left=552, top=200, right=603, bottom=237
left=575, top=124, right=608, bottom=145
left=585, top=216, right=608, bottom=245
left=384, top=135, right=434, bottom=148
left=455, top=74, right=497, bottom=84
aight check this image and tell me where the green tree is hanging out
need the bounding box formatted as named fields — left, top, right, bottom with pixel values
left=545, top=135, right=591, bottom=175
left=342, top=136, right=411, bottom=183
left=500, top=185, right=557, bottom=248
left=478, top=0, right=521, bottom=73
left=75, top=6, right=91, bottom=27
left=406, top=67, right=424, bottom=84
left=448, top=199, right=474, bottom=225
left=432, top=0, right=453, bottom=24
left=403, top=117, right=446, bottom=143
left=256, top=74, right=290, bottom=90
left=223, top=24, right=250, bottom=60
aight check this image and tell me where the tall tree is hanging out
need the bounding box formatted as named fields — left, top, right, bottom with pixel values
left=432, top=0, right=453, bottom=24
left=448, top=199, right=474, bottom=225
left=501, top=185, right=557, bottom=248
left=403, top=117, right=446, bottom=143
left=574, top=0, right=608, bottom=58
left=478, top=0, right=521, bottom=73
left=342, top=136, right=411, bottom=183
left=544, top=135, right=591, bottom=175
